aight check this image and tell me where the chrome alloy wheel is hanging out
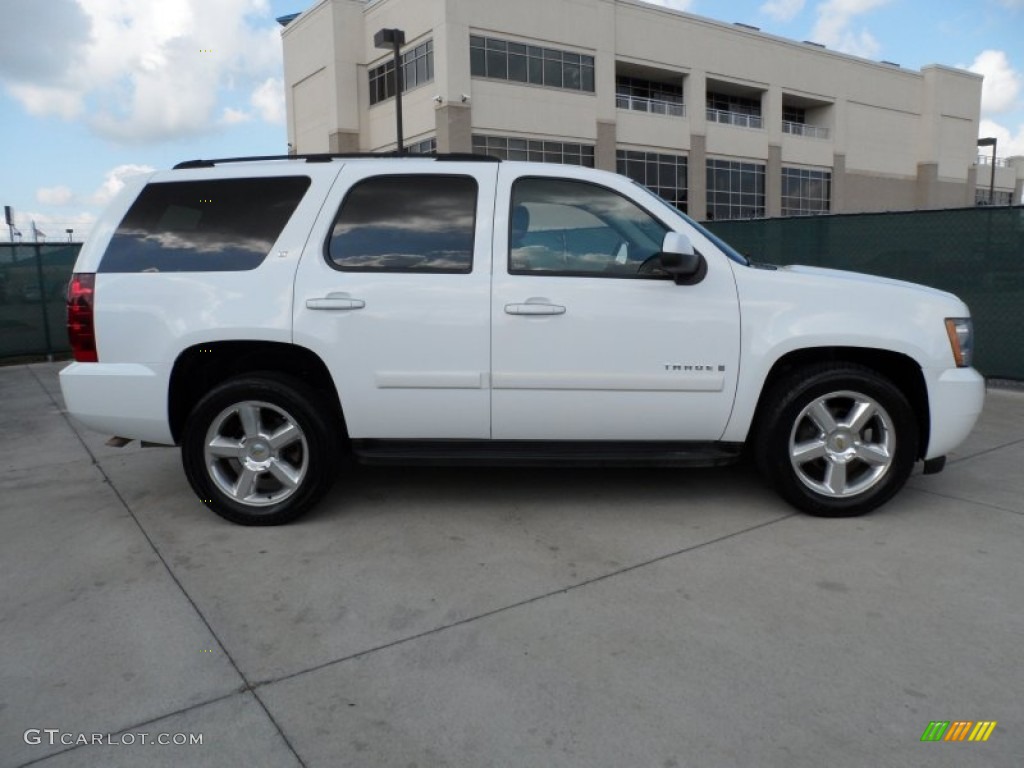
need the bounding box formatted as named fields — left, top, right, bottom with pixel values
left=203, top=400, right=309, bottom=507
left=788, top=390, right=896, bottom=498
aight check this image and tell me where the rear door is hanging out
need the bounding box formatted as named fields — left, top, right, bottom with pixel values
left=293, top=161, right=497, bottom=439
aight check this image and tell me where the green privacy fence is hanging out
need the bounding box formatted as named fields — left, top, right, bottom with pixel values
left=0, top=243, right=80, bottom=359
left=706, top=206, right=1024, bottom=380
left=2, top=206, right=1024, bottom=378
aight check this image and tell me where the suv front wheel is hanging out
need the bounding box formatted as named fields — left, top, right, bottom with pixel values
left=181, top=374, right=339, bottom=525
left=755, top=364, right=919, bottom=517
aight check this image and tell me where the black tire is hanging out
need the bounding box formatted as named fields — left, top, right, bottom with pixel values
left=181, top=373, right=340, bottom=525
left=753, top=364, right=918, bottom=517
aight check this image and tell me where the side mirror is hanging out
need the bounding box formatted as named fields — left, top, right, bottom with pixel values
left=659, top=232, right=705, bottom=285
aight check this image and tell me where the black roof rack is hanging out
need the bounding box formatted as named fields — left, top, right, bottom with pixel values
left=173, top=152, right=500, bottom=170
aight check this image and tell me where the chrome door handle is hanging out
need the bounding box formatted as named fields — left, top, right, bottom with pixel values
left=306, top=293, right=365, bottom=311
left=504, top=302, right=566, bottom=316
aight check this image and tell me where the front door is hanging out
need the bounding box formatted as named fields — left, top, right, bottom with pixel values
left=490, top=167, right=741, bottom=441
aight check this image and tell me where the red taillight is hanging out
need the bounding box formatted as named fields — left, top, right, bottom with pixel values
left=67, top=273, right=97, bottom=362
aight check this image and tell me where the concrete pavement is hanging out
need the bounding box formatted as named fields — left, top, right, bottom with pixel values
left=1, top=363, right=1022, bottom=767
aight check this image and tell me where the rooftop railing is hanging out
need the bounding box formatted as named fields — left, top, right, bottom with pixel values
left=977, top=154, right=1009, bottom=167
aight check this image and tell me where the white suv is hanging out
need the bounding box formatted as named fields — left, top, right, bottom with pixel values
left=60, top=154, right=984, bottom=525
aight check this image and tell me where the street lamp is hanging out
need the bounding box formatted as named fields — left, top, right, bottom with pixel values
left=374, top=27, right=406, bottom=153
left=977, top=137, right=997, bottom=205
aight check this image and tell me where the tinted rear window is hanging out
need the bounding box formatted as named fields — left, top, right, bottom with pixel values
left=99, top=177, right=311, bottom=273
left=326, top=175, right=477, bottom=273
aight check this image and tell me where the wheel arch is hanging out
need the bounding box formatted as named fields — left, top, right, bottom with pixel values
left=168, top=341, right=346, bottom=444
left=748, top=347, right=929, bottom=459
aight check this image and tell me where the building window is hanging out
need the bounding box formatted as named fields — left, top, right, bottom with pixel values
left=368, top=40, right=434, bottom=106
left=975, top=188, right=1013, bottom=206
left=781, top=167, right=831, bottom=216
left=616, top=76, right=685, bottom=117
left=706, top=91, right=763, bottom=129
left=706, top=159, right=765, bottom=220
left=616, top=150, right=688, bottom=213
left=472, top=135, right=595, bottom=167
left=470, top=35, right=595, bottom=92
left=327, top=175, right=477, bottom=273
left=782, top=105, right=806, bottom=124
left=407, top=138, right=437, bottom=155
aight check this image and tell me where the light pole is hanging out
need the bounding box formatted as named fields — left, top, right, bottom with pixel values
left=374, top=28, right=406, bottom=153
left=977, top=137, right=997, bottom=205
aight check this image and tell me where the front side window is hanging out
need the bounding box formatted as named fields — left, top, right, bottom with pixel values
left=509, top=178, right=668, bottom=277
left=100, top=177, right=311, bottom=273
left=327, top=175, right=477, bottom=273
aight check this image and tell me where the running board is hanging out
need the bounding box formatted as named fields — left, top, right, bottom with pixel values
left=351, top=439, right=743, bottom=468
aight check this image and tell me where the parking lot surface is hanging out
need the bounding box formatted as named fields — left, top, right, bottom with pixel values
left=1, top=362, right=1022, bottom=767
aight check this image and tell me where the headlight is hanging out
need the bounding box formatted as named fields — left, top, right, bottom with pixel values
left=944, top=318, right=973, bottom=368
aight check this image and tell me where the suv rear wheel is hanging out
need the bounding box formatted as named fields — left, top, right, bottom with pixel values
left=755, top=364, right=919, bottom=517
left=181, top=374, right=339, bottom=525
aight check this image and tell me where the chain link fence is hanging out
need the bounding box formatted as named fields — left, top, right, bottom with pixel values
left=3, top=206, right=1023, bottom=378
left=707, top=206, right=1024, bottom=380
left=0, top=243, right=80, bottom=359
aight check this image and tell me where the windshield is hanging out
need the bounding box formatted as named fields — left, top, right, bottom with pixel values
left=631, top=182, right=751, bottom=266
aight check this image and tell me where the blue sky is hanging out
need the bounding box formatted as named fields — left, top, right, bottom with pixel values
left=1, top=0, right=1022, bottom=241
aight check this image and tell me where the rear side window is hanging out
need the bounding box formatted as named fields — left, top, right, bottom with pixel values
left=99, top=177, right=311, bottom=273
left=327, top=175, right=477, bottom=273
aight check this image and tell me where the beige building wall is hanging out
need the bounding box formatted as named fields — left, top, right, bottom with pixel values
left=280, top=0, right=1022, bottom=214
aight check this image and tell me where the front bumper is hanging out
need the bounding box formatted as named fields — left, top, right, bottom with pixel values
left=923, top=366, right=985, bottom=460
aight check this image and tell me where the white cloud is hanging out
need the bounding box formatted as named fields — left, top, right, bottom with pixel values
left=640, top=0, right=695, bottom=12
left=36, top=186, right=74, bottom=206
left=761, top=0, right=806, bottom=22
left=998, top=0, right=1024, bottom=8
left=811, top=0, right=890, bottom=58
left=968, top=50, right=1022, bottom=115
left=89, top=165, right=156, bottom=207
left=251, top=78, right=285, bottom=124
left=979, top=118, right=1024, bottom=157
left=0, top=0, right=283, bottom=143
left=221, top=107, right=253, bottom=125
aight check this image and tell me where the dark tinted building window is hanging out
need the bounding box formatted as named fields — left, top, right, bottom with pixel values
left=327, top=175, right=477, bottom=273
left=100, top=177, right=310, bottom=273
left=369, top=40, right=434, bottom=106
left=472, top=135, right=595, bottom=167
left=781, top=167, right=831, bottom=216
left=617, top=150, right=688, bottom=213
left=470, top=35, right=595, bottom=93
left=705, top=159, right=765, bottom=221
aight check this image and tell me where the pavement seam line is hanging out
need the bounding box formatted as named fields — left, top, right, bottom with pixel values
left=907, top=484, right=1023, bottom=517
left=14, top=689, right=244, bottom=768
left=25, top=365, right=310, bottom=768
left=947, top=436, right=1024, bottom=466
left=251, top=511, right=797, bottom=689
